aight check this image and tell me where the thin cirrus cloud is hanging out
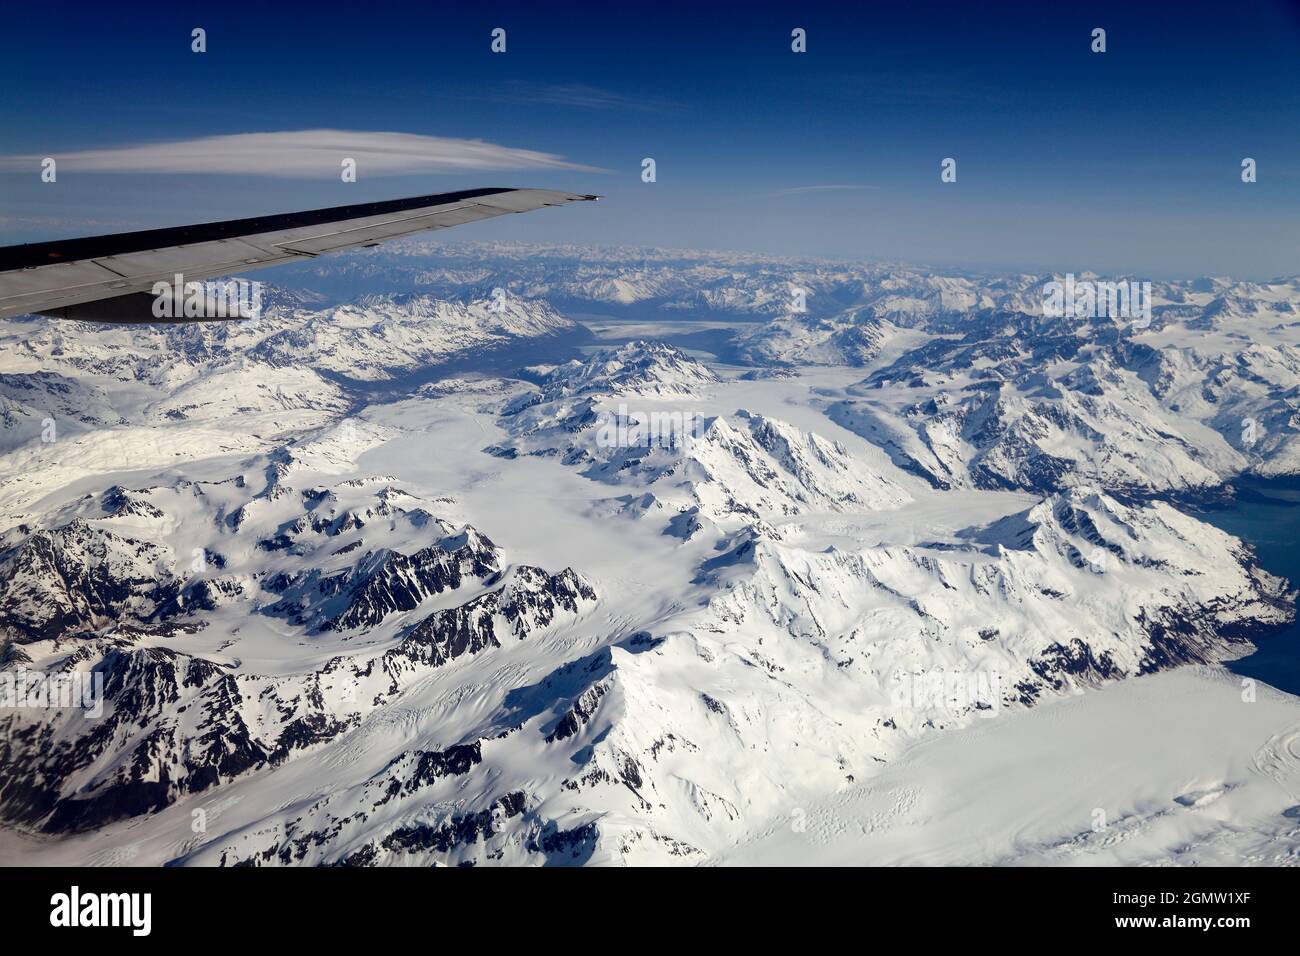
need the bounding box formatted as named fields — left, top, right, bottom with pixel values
left=0, top=130, right=602, bottom=177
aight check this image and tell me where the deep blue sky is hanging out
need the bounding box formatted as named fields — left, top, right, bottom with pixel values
left=1, top=0, right=1298, bottom=277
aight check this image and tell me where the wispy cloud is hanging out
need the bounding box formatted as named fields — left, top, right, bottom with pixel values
left=0, top=130, right=601, bottom=177
left=478, top=82, right=684, bottom=113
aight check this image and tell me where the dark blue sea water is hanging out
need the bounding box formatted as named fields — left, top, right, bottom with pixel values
left=1195, top=476, right=1300, bottom=696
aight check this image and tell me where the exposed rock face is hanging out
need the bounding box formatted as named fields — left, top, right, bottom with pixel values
left=0, top=521, right=179, bottom=644
left=271, top=529, right=503, bottom=631
left=0, top=470, right=598, bottom=849
left=383, top=566, right=597, bottom=681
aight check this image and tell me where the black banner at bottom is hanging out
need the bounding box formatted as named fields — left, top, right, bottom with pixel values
left=0, top=865, right=1287, bottom=942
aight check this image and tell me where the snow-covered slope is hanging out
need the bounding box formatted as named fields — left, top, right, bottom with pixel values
left=714, top=666, right=1300, bottom=866
left=0, top=463, right=1286, bottom=865
left=249, top=293, right=582, bottom=382
left=832, top=300, right=1300, bottom=495
left=523, top=340, right=720, bottom=399
left=731, top=310, right=896, bottom=368
left=2, top=246, right=1299, bottom=867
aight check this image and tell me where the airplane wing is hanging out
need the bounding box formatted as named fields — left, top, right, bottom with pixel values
left=0, top=187, right=598, bottom=322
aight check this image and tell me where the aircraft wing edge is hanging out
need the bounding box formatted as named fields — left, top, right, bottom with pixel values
left=0, top=187, right=598, bottom=321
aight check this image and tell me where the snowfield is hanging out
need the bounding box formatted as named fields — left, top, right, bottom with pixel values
left=1, top=246, right=1299, bottom=866
left=715, top=667, right=1300, bottom=867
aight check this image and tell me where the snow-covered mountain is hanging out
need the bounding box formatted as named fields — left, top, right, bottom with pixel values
left=2, top=243, right=1299, bottom=867
left=269, top=245, right=1300, bottom=496
left=828, top=299, right=1300, bottom=495
left=521, top=340, right=720, bottom=399
left=0, top=290, right=584, bottom=446
left=731, top=310, right=896, bottom=368
left=0, top=450, right=1285, bottom=864
left=248, top=293, right=584, bottom=383
left=491, top=342, right=911, bottom=531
